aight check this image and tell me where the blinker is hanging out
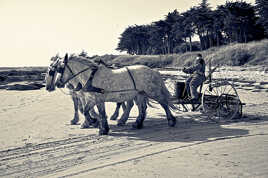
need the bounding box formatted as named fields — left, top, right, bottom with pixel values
left=48, top=70, right=55, bottom=76
left=57, top=66, right=65, bottom=74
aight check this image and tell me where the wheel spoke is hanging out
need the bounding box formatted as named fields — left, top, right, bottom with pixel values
left=221, top=83, right=228, bottom=95
left=202, top=81, right=240, bottom=122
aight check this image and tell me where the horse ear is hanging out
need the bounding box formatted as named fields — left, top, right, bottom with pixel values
left=64, top=53, right=69, bottom=63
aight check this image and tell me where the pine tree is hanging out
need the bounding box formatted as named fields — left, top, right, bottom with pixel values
left=255, top=0, right=268, bottom=36
left=199, top=0, right=211, bottom=9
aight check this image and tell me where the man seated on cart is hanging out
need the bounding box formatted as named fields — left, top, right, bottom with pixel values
left=183, top=53, right=206, bottom=103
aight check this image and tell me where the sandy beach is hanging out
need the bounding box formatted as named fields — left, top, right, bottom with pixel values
left=0, top=67, right=268, bottom=177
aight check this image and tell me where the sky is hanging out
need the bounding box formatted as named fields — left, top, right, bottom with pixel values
left=0, top=0, right=255, bottom=67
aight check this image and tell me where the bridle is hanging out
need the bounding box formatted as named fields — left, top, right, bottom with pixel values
left=55, top=59, right=93, bottom=88
left=47, top=59, right=59, bottom=77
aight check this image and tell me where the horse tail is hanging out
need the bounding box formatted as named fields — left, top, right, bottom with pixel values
left=160, top=81, right=180, bottom=112
left=138, top=91, right=157, bottom=108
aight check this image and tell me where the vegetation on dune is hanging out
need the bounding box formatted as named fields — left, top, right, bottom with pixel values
left=205, top=40, right=268, bottom=66
left=111, top=55, right=173, bottom=68
left=103, top=39, right=268, bottom=68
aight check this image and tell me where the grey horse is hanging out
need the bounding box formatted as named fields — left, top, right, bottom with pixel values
left=45, top=57, right=135, bottom=128
left=47, top=54, right=177, bottom=135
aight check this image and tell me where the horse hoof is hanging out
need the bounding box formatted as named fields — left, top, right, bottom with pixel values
left=92, top=121, right=99, bottom=128
left=80, top=122, right=90, bottom=129
left=99, top=128, right=109, bottom=135
left=81, top=123, right=90, bottom=129
left=117, top=122, right=126, bottom=127
left=89, top=118, right=98, bottom=124
left=132, top=122, right=143, bottom=129
left=168, top=119, right=176, bottom=127
left=70, top=119, right=78, bottom=125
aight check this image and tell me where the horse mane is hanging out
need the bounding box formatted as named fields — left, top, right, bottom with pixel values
left=68, top=55, right=114, bottom=70
left=68, top=55, right=98, bottom=67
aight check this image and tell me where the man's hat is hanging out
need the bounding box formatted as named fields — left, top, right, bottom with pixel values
left=197, top=53, right=202, bottom=57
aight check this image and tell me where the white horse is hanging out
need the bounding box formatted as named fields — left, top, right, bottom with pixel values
left=45, top=57, right=134, bottom=128
left=47, top=54, right=177, bottom=135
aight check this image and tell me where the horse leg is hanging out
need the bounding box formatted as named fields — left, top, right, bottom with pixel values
left=132, top=95, right=147, bottom=129
left=86, top=109, right=99, bottom=128
left=117, top=100, right=134, bottom=126
left=159, top=102, right=176, bottom=127
left=70, top=94, right=79, bottom=125
left=96, top=103, right=110, bottom=135
left=110, top=103, right=122, bottom=120
left=121, top=102, right=127, bottom=112
left=148, top=86, right=176, bottom=127
left=81, top=103, right=98, bottom=129
left=110, top=102, right=127, bottom=121
left=73, top=94, right=99, bottom=128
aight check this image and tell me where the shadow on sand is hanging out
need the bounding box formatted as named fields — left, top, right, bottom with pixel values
left=108, top=112, right=268, bottom=143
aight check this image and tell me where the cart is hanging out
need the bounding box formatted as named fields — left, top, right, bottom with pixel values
left=166, top=64, right=245, bottom=122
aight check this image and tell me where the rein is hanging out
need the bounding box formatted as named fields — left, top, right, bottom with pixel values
left=60, top=64, right=92, bottom=86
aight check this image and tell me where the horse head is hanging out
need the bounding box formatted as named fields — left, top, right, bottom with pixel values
left=45, top=55, right=62, bottom=92
left=52, top=53, right=98, bottom=90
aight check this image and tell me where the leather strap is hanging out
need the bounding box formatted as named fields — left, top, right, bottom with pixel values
left=126, top=67, right=136, bottom=90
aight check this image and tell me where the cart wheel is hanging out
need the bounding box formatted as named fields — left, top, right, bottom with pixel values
left=202, top=80, right=240, bottom=122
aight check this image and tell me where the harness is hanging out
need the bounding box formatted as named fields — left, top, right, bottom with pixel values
left=80, top=67, right=104, bottom=93
left=82, top=66, right=137, bottom=93
left=57, top=59, right=137, bottom=94
left=126, top=67, right=137, bottom=90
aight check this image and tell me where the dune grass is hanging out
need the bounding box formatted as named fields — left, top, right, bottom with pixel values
left=204, top=39, right=268, bottom=66
left=106, top=39, right=268, bottom=68
left=111, top=55, right=173, bottom=68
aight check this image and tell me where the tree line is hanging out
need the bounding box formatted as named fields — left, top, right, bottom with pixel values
left=116, top=0, right=268, bottom=55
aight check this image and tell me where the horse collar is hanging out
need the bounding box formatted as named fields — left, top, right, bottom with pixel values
left=81, top=67, right=105, bottom=93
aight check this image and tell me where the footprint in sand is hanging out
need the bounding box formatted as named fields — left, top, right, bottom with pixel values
left=254, top=85, right=265, bottom=89
left=251, top=89, right=261, bottom=92
left=235, top=81, right=268, bottom=92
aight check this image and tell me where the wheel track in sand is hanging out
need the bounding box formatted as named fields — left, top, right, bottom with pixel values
left=1, top=105, right=268, bottom=178
left=0, top=120, right=222, bottom=177
left=0, top=120, right=176, bottom=177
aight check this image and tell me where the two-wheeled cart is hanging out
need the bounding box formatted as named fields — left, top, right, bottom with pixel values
left=167, top=64, right=245, bottom=122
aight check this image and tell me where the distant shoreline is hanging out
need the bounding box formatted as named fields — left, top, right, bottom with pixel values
left=0, top=66, right=47, bottom=71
